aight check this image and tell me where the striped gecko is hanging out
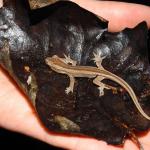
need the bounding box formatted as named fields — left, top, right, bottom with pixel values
left=45, top=53, right=150, bottom=120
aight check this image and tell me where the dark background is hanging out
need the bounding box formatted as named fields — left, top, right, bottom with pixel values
left=1, top=0, right=149, bottom=150
left=0, top=128, right=61, bottom=149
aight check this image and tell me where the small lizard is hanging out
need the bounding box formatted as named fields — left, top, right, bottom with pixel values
left=45, top=53, right=150, bottom=120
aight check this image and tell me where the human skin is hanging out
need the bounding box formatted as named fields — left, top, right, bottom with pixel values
left=0, top=0, right=150, bottom=150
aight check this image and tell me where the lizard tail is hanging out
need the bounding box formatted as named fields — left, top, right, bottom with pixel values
left=105, top=71, right=150, bottom=120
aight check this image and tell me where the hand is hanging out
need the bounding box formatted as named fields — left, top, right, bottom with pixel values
left=0, top=0, right=150, bottom=150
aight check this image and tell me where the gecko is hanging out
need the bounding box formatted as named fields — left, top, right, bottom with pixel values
left=45, top=52, right=150, bottom=120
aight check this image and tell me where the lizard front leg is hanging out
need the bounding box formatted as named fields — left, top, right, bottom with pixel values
left=59, top=54, right=77, bottom=66
left=65, top=75, right=75, bottom=94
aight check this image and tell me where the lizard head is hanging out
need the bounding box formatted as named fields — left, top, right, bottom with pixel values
left=45, top=55, right=61, bottom=68
left=45, top=55, right=68, bottom=74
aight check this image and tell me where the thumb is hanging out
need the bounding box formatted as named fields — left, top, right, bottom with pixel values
left=71, top=0, right=150, bottom=31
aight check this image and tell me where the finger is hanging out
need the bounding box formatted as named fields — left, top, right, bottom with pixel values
left=0, top=68, right=118, bottom=150
left=0, top=68, right=101, bottom=150
left=0, top=67, right=77, bottom=149
left=0, top=0, right=2, bottom=7
left=0, top=67, right=145, bottom=150
left=71, top=0, right=150, bottom=31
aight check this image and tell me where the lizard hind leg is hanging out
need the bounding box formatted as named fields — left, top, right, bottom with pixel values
left=93, top=76, right=120, bottom=96
left=93, top=76, right=110, bottom=96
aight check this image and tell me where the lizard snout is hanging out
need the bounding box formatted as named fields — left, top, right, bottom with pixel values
left=45, top=57, right=53, bottom=66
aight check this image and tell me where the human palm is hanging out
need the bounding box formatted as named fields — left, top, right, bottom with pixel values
left=0, top=0, right=150, bottom=149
